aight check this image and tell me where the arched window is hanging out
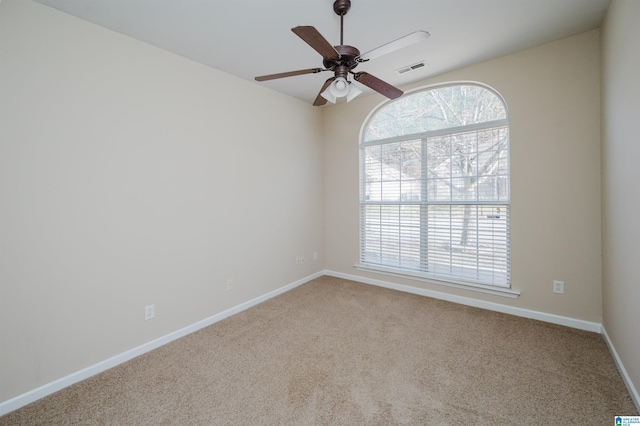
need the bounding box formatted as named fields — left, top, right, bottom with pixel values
left=359, top=83, right=510, bottom=289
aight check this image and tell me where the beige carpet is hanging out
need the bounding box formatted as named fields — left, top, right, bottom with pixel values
left=1, top=276, right=637, bottom=425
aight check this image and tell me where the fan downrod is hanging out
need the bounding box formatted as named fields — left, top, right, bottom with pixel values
left=328, top=0, right=358, bottom=71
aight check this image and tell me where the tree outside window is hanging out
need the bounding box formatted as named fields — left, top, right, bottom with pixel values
left=360, top=83, right=510, bottom=288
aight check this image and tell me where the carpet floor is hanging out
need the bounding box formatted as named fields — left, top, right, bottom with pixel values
left=1, top=275, right=637, bottom=425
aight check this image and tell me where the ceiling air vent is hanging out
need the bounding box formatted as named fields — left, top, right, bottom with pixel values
left=395, top=61, right=427, bottom=75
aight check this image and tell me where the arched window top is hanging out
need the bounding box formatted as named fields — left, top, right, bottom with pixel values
left=363, top=83, right=508, bottom=142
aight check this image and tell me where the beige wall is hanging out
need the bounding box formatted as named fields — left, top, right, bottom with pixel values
left=601, top=0, right=640, bottom=403
left=1, top=0, right=627, bottom=411
left=0, top=0, right=324, bottom=402
left=323, top=30, right=602, bottom=322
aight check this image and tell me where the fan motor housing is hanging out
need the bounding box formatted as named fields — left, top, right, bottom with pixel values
left=324, top=45, right=361, bottom=70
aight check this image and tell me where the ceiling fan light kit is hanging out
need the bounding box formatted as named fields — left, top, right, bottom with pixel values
left=255, top=0, right=429, bottom=106
left=345, top=82, right=362, bottom=102
left=320, top=77, right=362, bottom=103
left=321, top=77, right=348, bottom=102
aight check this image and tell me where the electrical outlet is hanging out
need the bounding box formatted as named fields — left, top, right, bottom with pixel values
left=144, top=304, right=155, bottom=320
left=226, top=279, right=233, bottom=291
left=553, top=280, right=564, bottom=294
left=313, top=251, right=318, bottom=261
left=296, top=256, right=305, bottom=265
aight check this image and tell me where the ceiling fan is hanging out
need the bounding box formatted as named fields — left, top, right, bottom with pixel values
left=255, top=0, right=430, bottom=106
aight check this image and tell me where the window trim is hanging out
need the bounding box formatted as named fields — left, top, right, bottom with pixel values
left=353, top=263, right=520, bottom=298
left=358, top=82, right=512, bottom=293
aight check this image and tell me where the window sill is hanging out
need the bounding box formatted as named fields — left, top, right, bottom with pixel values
left=353, top=263, right=520, bottom=299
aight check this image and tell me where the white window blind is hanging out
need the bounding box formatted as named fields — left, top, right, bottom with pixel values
left=360, top=84, right=510, bottom=288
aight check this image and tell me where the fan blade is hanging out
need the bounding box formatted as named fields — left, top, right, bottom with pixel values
left=353, top=72, right=403, bottom=99
left=313, top=78, right=335, bottom=106
left=357, top=30, right=430, bottom=62
left=292, top=26, right=341, bottom=60
left=255, top=68, right=325, bottom=82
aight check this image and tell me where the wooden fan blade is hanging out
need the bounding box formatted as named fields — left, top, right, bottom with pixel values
left=255, top=68, right=324, bottom=81
left=353, top=72, right=403, bottom=99
left=357, top=31, right=430, bottom=62
left=292, top=26, right=340, bottom=60
left=313, top=78, right=335, bottom=106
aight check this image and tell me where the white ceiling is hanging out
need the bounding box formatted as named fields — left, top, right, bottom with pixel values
left=34, top=0, right=611, bottom=106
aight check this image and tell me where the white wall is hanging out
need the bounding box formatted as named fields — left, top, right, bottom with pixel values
left=601, top=0, right=640, bottom=406
left=0, top=0, right=324, bottom=403
left=323, top=30, right=602, bottom=323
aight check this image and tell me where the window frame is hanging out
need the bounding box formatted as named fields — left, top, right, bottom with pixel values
left=357, top=82, right=518, bottom=298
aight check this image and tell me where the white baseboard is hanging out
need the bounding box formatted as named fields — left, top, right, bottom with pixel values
left=5, top=270, right=632, bottom=417
left=0, top=271, right=323, bottom=417
left=602, top=326, right=640, bottom=412
left=323, top=269, right=602, bottom=333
